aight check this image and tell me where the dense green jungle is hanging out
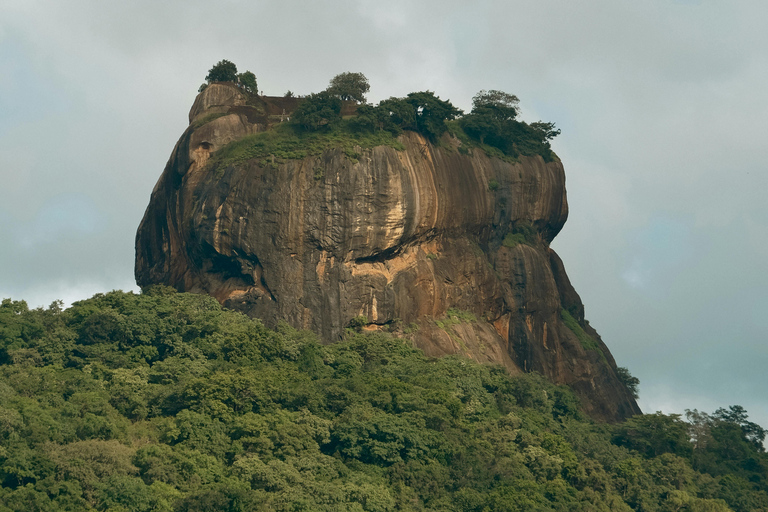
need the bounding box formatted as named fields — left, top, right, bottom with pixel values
left=1, top=289, right=766, bottom=511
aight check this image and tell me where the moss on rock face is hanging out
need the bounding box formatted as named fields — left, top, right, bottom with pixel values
left=190, top=111, right=229, bottom=130
left=560, top=308, right=607, bottom=363
left=502, top=232, right=527, bottom=248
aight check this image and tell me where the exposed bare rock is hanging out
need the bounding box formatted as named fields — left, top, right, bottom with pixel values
left=189, top=83, right=248, bottom=123
left=136, top=83, right=641, bottom=422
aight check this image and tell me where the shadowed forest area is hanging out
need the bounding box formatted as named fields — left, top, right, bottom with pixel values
left=1, top=289, right=766, bottom=511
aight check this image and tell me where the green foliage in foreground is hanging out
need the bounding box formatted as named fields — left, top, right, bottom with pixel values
left=1, top=290, right=767, bottom=511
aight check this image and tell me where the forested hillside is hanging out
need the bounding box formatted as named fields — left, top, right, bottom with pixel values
left=1, top=289, right=766, bottom=511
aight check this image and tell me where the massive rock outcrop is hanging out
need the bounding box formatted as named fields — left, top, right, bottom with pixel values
left=136, top=83, right=641, bottom=421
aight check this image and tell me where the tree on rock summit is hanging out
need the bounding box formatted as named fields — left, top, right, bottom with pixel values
left=205, top=59, right=238, bottom=83
left=199, top=60, right=258, bottom=95
left=327, top=72, right=370, bottom=103
left=292, top=91, right=342, bottom=131
left=236, top=70, right=257, bottom=94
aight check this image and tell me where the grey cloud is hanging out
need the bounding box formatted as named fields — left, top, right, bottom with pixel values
left=2, top=0, right=767, bottom=426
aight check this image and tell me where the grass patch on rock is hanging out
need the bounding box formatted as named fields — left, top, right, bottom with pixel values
left=560, top=308, right=607, bottom=363
left=206, top=119, right=405, bottom=171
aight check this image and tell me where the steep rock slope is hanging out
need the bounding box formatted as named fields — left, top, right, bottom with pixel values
left=136, top=83, right=640, bottom=421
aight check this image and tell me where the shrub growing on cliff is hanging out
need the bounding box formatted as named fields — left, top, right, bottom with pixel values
left=617, top=366, right=640, bottom=399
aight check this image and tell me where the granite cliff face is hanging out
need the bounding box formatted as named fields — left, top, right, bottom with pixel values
left=136, top=83, right=641, bottom=421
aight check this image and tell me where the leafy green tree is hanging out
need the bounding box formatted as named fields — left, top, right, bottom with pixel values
left=133, top=444, right=225, bottom=492
left=530, top=121, right=561, bottom=141
left=176, top=483, right=262, bottom=512
left=405, top=91, right=462, bottom=141
left=370, top=97, right=418, bottom=134
left=327, top=72, right=370, bottom=103
left=202, top=60, right=258, bottom=95
left=2, top=288, right=768, bottom=511
left=351, top=93, right=459, bottom=140
left=459, top=90, right=518, bottom=146
left=613, top=412, right=692, bottom=458
left=686, top=408, right=713, bottom=457
left=472, top=90, right=520, bottom=121
left=616, top=366, right=640, bottom=399
left=459, top=112, right=499, bottom=145
left=459, top=89, right=559, bottom=161
left=291, top=91, right=342, bottom=131
left=714, top=405, right=766, bottom=451
left=205, top=59, right=238, bottom=83
left=236, top=71, right=257, bottom=94
left=718, top=474, right=768, bottom=511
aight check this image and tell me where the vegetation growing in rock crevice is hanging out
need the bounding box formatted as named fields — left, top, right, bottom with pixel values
left=1, top=290, right=766, bottom=511
left=616, top=366, right=640, bottom=399
left=189, top=112, right=229, bottom=130
left=501, top=223, right=538, bottom=249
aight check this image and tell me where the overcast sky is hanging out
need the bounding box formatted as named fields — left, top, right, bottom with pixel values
left=2, top=0, right=766, bottom=426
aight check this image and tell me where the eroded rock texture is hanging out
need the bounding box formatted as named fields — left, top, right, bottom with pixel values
left=136, top=83, right=641, bottom=421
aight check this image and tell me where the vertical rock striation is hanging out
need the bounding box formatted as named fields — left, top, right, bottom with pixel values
left=136, top=83, right=641, bottom=421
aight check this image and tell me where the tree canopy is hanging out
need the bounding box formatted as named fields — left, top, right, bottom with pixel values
left=1, top=289, right=767, bottom=511
left=348, top=92, right=461, bottom=142
left=205, top=59, right=238, bottom=83
left=616, top=366, right=640, bottom=399
left=459, top=89, right=560, bottom=161
left=327, top=72, right=370, bottom=103
left=236, top=71, right=257, bottom=94
left=200, top=60, right=258, bottom=96
left=291, top=91, right=342, bottom=131
left=471, top=89, right=520, bottom=122
left=405, top=91, right=463, bottom=141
